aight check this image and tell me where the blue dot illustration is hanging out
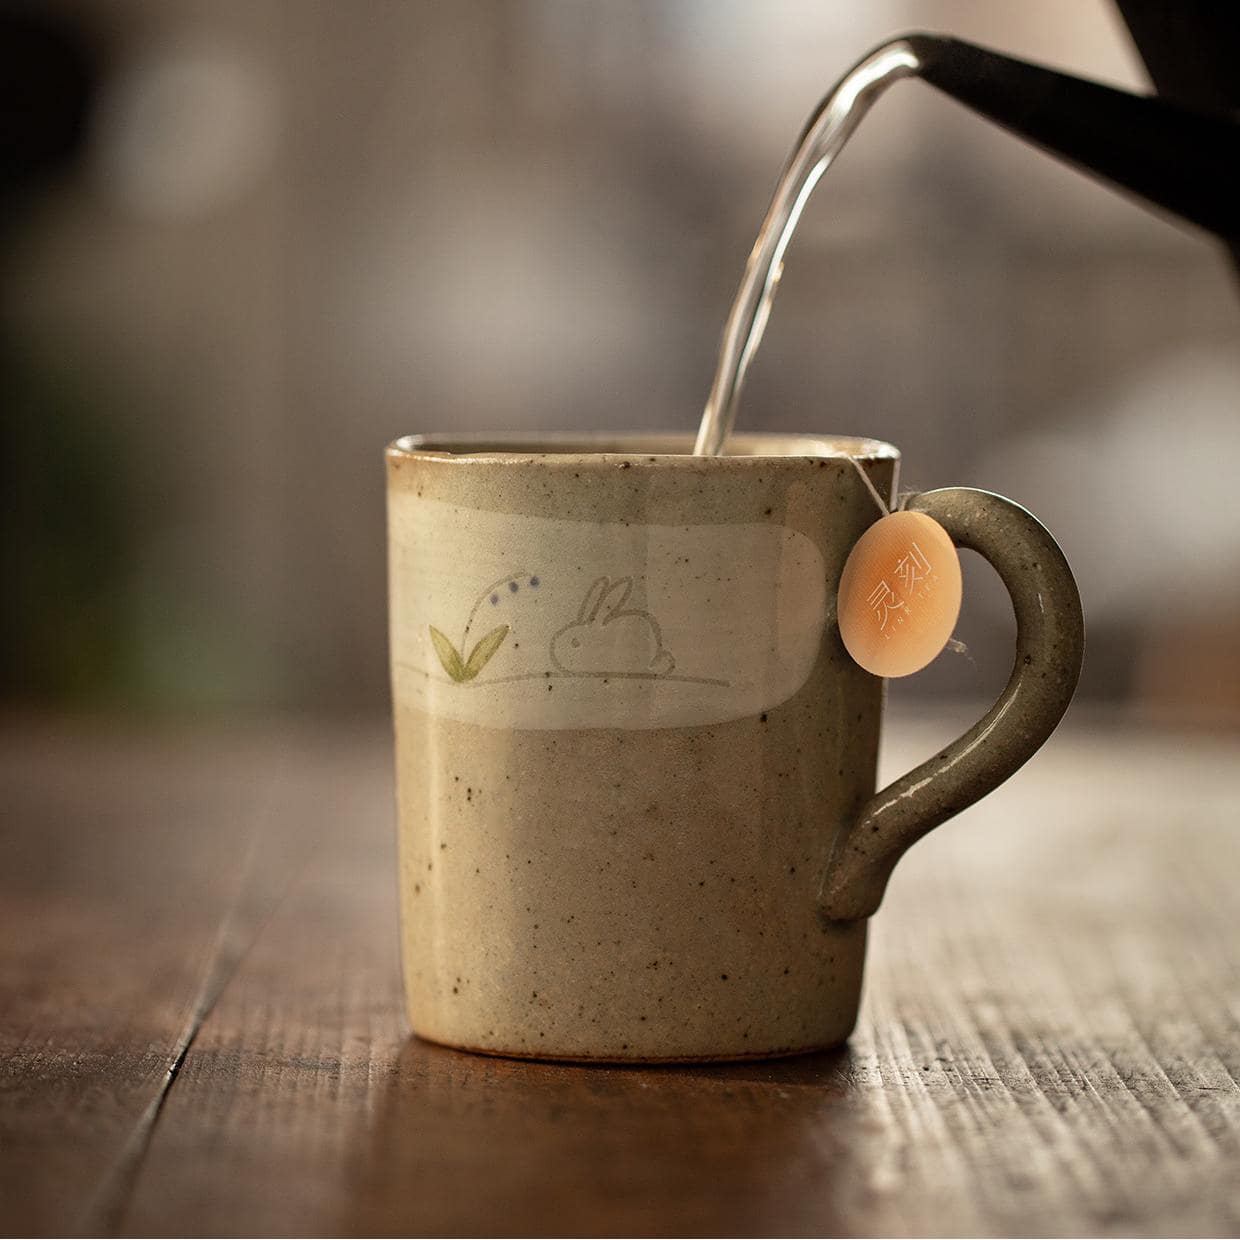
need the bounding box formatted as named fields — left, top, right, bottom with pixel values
left=490, top=593, right=499, bottom=605
left=529, top=576, right=540, bottom=588
left=509, top=580, right=519, bottom=593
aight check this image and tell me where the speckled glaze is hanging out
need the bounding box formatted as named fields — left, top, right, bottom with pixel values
left=386, top=433, right=1083, bottom=1062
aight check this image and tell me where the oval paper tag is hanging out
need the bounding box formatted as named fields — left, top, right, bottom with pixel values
left=838, top=510, right=962, bottom=678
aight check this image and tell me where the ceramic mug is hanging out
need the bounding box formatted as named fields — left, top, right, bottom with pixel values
left=386, top=432, right=1083, bottom=1062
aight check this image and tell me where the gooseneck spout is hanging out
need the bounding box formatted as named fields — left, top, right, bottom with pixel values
left=905, top=32, right=1239, bottom=243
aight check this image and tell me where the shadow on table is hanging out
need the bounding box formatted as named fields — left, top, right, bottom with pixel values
left=343, top=1035, right=876, bottom=1237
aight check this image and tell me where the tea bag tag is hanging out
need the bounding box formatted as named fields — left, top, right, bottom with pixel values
left=838, top=509, right=962, bottom=678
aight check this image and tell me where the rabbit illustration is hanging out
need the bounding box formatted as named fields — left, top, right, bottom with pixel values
left=551, top=576, right=676, bottom=677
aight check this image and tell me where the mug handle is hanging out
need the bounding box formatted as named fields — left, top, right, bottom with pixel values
left=821, top=487, right=1085, bottom=922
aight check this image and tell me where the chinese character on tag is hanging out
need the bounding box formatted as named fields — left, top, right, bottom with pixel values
left=865, top=579, right=905, bottom=634
left=894, top=541, right=933, bottom=595
left=838, top=511, right=963, bottom=678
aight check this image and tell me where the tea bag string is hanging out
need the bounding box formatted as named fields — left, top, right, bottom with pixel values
left=837, top=453, right=898, bottom=516
left=835, top=452, right=921, bottom=519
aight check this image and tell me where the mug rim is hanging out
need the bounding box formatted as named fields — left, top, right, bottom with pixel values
left=387, top=431, right=900, bottom=464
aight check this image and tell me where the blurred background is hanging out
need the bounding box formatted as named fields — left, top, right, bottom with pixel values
left=4, top=0, right=1238, bottom=725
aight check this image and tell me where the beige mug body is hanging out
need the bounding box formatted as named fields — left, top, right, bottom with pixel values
left=386, top=433, right=1083, bottom=1062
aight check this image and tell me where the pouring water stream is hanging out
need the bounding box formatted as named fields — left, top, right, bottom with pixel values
left=693, top=39, right=921, bottom=458
left=694, top=28, right=1240, bottom=457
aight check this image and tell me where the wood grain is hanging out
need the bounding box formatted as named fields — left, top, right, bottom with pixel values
left=0, top=722, right=342, bottom=1234
left=2, top=714, right=1238, bottom=1236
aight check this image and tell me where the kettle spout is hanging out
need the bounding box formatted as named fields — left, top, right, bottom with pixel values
left=902, top=32, right=1240, bottom=243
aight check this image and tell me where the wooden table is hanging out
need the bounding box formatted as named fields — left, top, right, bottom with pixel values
left=2, top=713, right=1238, bottom=1237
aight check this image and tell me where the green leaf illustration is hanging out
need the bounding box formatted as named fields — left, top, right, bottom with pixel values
left=428, top=626, right=467, bottom=682
left=463, top=625, right=509, bottom=680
